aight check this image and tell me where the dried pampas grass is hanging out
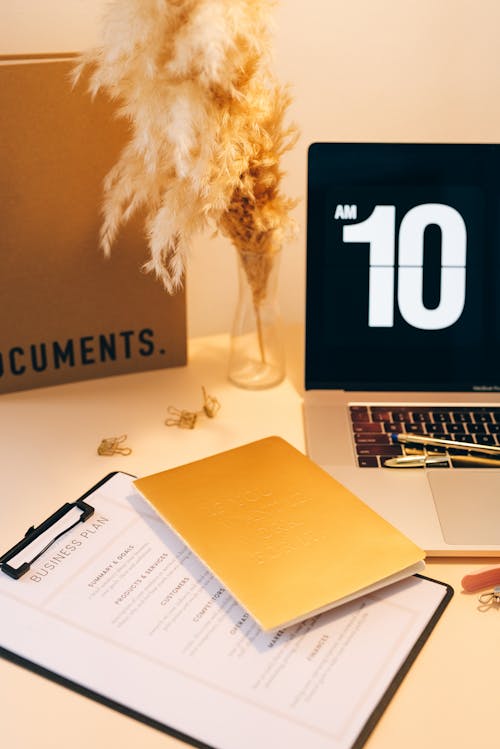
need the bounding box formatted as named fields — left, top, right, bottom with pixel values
left=75, top=0, right=298, bottom=298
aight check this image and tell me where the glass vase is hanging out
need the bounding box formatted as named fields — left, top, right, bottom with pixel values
left=228, top=249, right=285, bottom=389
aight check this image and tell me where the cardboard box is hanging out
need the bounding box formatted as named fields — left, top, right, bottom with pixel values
left=0, top=56, right=187, bottom=393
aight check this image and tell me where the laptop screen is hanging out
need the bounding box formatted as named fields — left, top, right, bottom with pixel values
left=305, top=142, right=500, bottom=392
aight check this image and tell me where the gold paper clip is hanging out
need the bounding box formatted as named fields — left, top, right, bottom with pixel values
left=97, top=434, right=132, bottom=456
left=479, top=586, right=500, bottom=605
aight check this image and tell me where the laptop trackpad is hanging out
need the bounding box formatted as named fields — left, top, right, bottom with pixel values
left=427, top=470, right=500, bottom=545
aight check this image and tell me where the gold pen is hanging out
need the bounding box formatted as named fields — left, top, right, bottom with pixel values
left=390, top=432, right=500, bottom=457
left=385, top=452, right=500, bottom=468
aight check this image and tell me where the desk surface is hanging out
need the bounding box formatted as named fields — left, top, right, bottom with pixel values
left=0, top=330, right=498, bottom=749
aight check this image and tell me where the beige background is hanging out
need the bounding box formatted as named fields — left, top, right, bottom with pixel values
left=2, top=0, right=500, bottom=337
left=2, top=6, right=499, bottom=745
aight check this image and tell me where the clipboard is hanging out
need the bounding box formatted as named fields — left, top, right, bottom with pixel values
left=0, top=472, right=453, bottom=749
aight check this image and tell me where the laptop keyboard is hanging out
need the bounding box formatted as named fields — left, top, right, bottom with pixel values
left=349, top=405, right=500, bottom=468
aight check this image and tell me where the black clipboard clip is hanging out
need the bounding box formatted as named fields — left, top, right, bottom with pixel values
left=0, top=499, right=94, bottom=580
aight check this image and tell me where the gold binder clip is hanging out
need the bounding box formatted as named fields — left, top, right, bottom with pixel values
left=165, top=407, right=198, bottom=429
left=97, top=434, right=132, bottom=456
left=201, top=386, right=221, bottom=418
left=165, top=387, right=220, bottom=429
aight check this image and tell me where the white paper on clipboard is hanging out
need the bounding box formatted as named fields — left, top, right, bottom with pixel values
left=0, top=472, right=452, bottom=749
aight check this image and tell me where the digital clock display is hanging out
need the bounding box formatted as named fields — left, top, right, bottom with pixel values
left=305, top=143, right=500, bottom=391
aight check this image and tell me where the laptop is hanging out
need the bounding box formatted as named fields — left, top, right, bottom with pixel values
left=303, top=142, right=500, bottom=555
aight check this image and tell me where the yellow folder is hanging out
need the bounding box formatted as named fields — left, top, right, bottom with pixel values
left=134, top=437, right=425, bottom=630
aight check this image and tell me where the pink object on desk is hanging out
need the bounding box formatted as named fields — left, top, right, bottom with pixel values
left=461, top=566, right=500, bottom=592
